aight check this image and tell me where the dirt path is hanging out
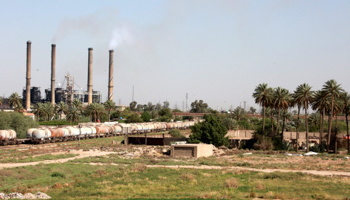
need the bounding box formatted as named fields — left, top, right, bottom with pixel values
left=87, top=163, right=350, bottom=177
left=0, top=150, right=116, bottom=169
left=147, top=165, right=350, bottom=177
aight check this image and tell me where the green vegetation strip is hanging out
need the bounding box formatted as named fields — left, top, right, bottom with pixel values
left=0, top=163, right=349, bottom=199
left=0, top=154, right=78, bottom=163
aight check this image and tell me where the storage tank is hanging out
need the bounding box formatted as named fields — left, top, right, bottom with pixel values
left=0, top=130, right=9, bottom=140
left=26, top=128, right=37, bottom=138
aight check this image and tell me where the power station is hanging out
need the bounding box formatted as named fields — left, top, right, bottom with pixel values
left=22, top=41, right=113, bottom=109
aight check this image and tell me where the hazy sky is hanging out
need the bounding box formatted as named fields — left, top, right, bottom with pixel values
left=1, top=0, right=350, bottom=111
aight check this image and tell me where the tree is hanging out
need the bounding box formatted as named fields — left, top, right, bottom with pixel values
left=163, top=101, right=170, bottom=109
left=42, top=102, right=55, bottom=121
left=312, top=90, right=330, bottom=148
left=86, top=103, right=99, bottom=122
left=55, top=101, right=67, bottom=120
left=158, top=108, right=173, bottom=122
left=341, top=92, right=350, bottom=154
left=190, top=100, right=208, bottom=113
left=32, top=103, right=44, bottom=122
left=273, top=87, right=291, bottom=137
left=172, top=109, right=182, bottom=113
left=322, top=79, right=344, bottom=152
left=222, top=117, right=238, bottom=130
left=0, top=112, right=38, bottom=139
left=253, top=84, right=272, bottom=132
left=189, top=114, right=229, bottom=147
left=73, top=99, right=84, bottom=113
left=8, top=92, right=22, bottom=110
left=155, top=103, right=162, bottom=110
left=232, top=107, right=247, bottom=121
left=125, top=113, right=143, bottom=123
left=104, top=100, right=116, bottom=122
left=129, top=101, right=137, bottom=111
left=249, top=107, right=256, bottom=114
left=293, top=83, right=313, bottom=152
left=141, top=111, right=151, bottom=122
left=66, top=106, right=80, bottom=123
left=96, top=104, right=105, bottom=122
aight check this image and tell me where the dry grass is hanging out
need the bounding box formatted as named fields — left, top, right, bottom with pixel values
left=255, top=181, right=265, bottom=190
left=131, top=163, right=147, bottom=172
left=225, top=177, right=239, bottom=188
left=180, top=173, right=196, bottom=182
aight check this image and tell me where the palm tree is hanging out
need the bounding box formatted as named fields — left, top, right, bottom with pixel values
left=73, top=99, right=84, bottom=113
left=42, top=102, right=55, bottom=121
left=86, top=103, right=100, bottom=122
left=55, top=101, right=67, bottom=120
left=253, top=83, right=272, bottom=132
left=341, top=92, right=350, bottom=154
left=292, top=90, right=302, bottom=152
left=104, top=100, right=116, bottom=122
left=322, top=79, right=344, bottom=152
left=232, top=107, right=246, bottom=121
left=273, top=87, right=291, bottom=137
left=312, top=90, right=330, bottom=147
left=96, top=104, right=106, bottom=122
left=32, top=103, right=44, bottom=122
left=293, top=83, right=313, bottom=152
left=8, top=92, right=22, bottom=110
left=66, top=106, right=80, bottom=123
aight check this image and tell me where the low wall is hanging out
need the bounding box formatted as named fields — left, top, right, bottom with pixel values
left=227, top=130, right=328, bottom=140
left=128, top=136, right=189, bottom=146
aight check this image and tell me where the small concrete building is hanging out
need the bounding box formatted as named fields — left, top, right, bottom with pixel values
left=171, top=144, right=213, bottom=158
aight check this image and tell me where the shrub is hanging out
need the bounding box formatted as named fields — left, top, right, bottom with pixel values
left=263, top=172, right=304, bottom=180
left=189, top=114, right=229, bottom=147
left=51, top=172, right=65, bottom=178
left=168, top=129, right=185, bottom=138
left=225, top=177, right=239, bottom=188
left=0, top=112, right=39, bottom=139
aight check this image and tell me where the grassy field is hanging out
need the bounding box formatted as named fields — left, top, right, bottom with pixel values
left=0, top=162, right=350, bottom=199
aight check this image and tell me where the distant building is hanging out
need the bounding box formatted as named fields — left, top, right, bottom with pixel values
left=22, top=86, right=41, bottom=107
left=116, top=105, right=129, bottom=111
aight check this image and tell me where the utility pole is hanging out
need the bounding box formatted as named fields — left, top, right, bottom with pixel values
left=186, top=93, right=188, bottom=112
left=132, top=85, right=134, bottom=102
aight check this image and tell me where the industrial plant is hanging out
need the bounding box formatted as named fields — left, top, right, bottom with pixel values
left=21, top=41, right=116, bottom=108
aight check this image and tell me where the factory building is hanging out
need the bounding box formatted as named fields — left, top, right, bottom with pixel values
left=22, top=42, right=108, bottom=108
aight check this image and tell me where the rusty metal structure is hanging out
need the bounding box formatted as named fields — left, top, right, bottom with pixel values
left=25, top=41, right=31, bottom=110
left=87, top=48, right=93, bottom=105
left=108, top=50, right=114, bottom=101
left=51, top=44, right=56, bottom=105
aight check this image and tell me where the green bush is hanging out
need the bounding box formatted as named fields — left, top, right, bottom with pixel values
left=51, top=172, right=65, bottom=178
left=168, top=129, right=185, bottom=138
left=263, top=172, right=305, bottom=180
left=189, top=114, right=229, bottom=147
left=0, top=112, right=38, bottom=139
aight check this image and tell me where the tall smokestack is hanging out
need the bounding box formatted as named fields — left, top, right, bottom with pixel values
left=87, top=48, right=93, bottom=105
left=51, top=44, right=56, bottom=105
left=25, top=41, right=31, bottom=110
left=108, top=50, right=114, bottom=101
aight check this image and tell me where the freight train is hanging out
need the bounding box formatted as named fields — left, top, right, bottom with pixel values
left=0, top=121, right=196, bottom=145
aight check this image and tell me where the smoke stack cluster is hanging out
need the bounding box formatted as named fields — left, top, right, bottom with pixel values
left=25, top=41, right=31, bottom=110
left=51, top=44, right=56, bottom=105
left=87, top=48, right=93, bottom=105
left=108, top=50, right=114, bottom=101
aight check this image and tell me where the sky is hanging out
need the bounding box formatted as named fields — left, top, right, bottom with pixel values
left=1, top=0, right=350, bottom=111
